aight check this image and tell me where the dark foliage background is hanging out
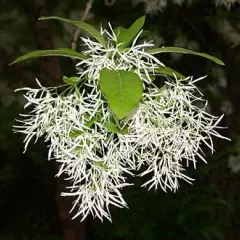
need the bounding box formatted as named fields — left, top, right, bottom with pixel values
left=0, top=0, right=240, bottom=239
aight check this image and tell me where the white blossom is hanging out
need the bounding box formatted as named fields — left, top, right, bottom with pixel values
left=214, top=0, right=240, bottom=9
left=76, top=24, right=164, bottom=84
left=14, top=21, right=229, bottom=221
left=14, top=72, right=229, bottom=219
left=14, top=79, right=133, bottom=221
left=123, top=76, right=229, bottom=192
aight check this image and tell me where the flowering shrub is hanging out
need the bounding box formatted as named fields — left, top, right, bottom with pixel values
left=11, top=16, right=229, bottom=221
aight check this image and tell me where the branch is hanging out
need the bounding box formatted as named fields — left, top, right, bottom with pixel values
left=71, top=0, right=94, bottom=50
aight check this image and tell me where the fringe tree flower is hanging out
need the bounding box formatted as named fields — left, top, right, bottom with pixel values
left=14, top=79, right=134, bottom=221
left=124, top=76, right=229, bottom=192
left=57, top=130, right=133, bottom=221
left=14, top=79, right=101, bottom=152
left=76, top=25, right=164, bottom=84
left=11, top=15, right=228, bottom=221
left=54, top=121, right=137, bottom=221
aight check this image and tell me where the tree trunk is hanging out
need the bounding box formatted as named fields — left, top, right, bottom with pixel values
left=21, top=0, right=87, bottom=239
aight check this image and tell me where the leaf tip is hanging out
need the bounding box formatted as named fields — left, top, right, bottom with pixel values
left=9, top=59, right=19, bottom=65
left=218, top=60, right=225, bottom=66
left=9, top=61, right=15, bottom=66
left=38, top=16, right=48, bottom=20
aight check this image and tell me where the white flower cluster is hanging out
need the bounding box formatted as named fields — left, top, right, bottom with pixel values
left=14, top=76, right=228, bottom=220
left=124, top=76, right=228, bottom=191
left=132, top=0, right=240, bottom=14
left=215, top=0, right=240, bottom=9
left=14, top=79, right=135, bottom=221
left=77, top=27, right=163, bottom=85
left=14, top=25, right=228, bottom=221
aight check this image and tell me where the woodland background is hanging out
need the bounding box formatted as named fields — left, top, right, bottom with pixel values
left=0, top=0, right=240, bottom=239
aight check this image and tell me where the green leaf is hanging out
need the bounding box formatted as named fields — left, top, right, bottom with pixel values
left=70, top=130, right=82, bottom=137
left=69, top=115, right=96, bottom=137
left=117, top=16, right=145, bottom=48
left=85, top=115, right=97, bottom=128
left=104, top=119, right=128, bottom=134
left=145, top=74, right=155, bottom=81
left=100, top=68, right=143, bottom=119
left=63, top=76, right=79, bottom=85
left=39, top=16, right=106, bottom=47
left=114, top=26, right=128, bottom=36
left=154, top=66, right=185, bottom=79
left=139, top=30, right=152, bottom=38
left=10, top=48, right=86, bottom=65
left=94, top=161, right=109, bottom=170
left=147, top=47, right=225, bottom=66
